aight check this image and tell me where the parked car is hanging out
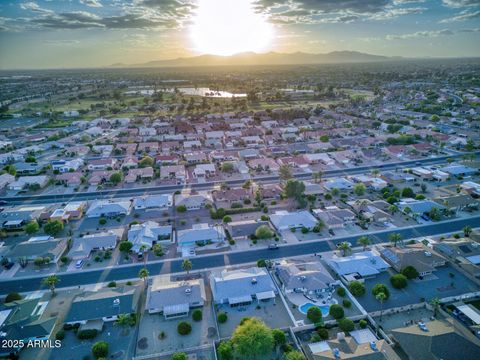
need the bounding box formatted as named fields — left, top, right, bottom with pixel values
left=268, top=244, right=279, bottom=250
left=75, top=259, right=84, bottom=269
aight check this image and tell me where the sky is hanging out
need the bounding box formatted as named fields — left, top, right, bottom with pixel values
left=0, top=0, right=479, bottom=69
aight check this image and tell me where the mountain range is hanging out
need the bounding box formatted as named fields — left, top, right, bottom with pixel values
left=110, top=51, right=402, bottom=68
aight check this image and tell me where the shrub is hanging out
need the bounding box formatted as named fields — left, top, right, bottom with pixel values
left=260, top=215, right=269, bottom=221
left=401, top=266, right=419, bottom=279
left=5, top=292, right=22, bottom=303
left=257, top=259, right=267, bottom=268
left=223, top=215, right=232, bottom=223
left=329, top=304, right=344, bottom=319
left=217, top=312, right=228, bottom=323
left=359, top=319, right=368, bottom=329
left=107, top=281, right=116, bottom=288
left=342, top=299, right=352, bottom=308
left=217, top=341, right=233, bottom=360
left=348, top=281, right=365, bottom=297
left=78, top=329, right=98, bottom=340
left=336, top=287, right=346, bottom=297
left=317, top=328, right=329, bottom=340
left=301, top=227, right=309, bottom=234
left=390, top=274, right=408, bottom=289
left=99, top=218, right=107, bottom=225
left=177, top=321, right=192, bottom=335
left=307, top=306, right=323, bottom=323
left=338, top=318, right=354, bottom=332
left=272, top=328, right=286, bottom=346
left=172, top=353, right=187, bottom=360
left=176, top=205, right=187, bottom=213
left=63, top=323, right=73, bottom=331
left=192, top=309, right=202, bottom=321
left=372, top=284, right=390, bottom=299
left=55, top=330, right=65, bottom=340
left=92, top=341, right=108, bottom=359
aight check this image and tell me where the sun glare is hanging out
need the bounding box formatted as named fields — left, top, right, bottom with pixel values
left=190, top=0, right=274, bottom=56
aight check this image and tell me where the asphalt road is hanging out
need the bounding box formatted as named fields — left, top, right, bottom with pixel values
left=1, top=152, right=477, bottom=205
left=1, top=214, right=478, bottom=296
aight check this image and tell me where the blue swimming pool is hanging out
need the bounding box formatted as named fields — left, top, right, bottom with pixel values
left=298, top=302, right=331, bottom=316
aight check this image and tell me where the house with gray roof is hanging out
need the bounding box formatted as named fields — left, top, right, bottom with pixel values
left=270, top=210, right=317, bottom=231
left=0, top=297, right=56, bottom=358
left=128, top=221, right=172, bottom=253
left=147, top=276, right=206, bottom=318
left=227, top=220, right=270, bottom=239
left=210, top=267, right=277, bottom=306
left=326, top=250, right=390, bottom=280
left=0, top=205, right=46, bottom=231
left=86, top=199, right=131, bottom=218
left=64, top=285, right=141, bottom=325
left=69, top=229, right=122, bottom=260
left=177, top=223, right=225, bottom=248
left=5, top=238, right=67, bottom=264
left=275, top=259, right=336, bottom=295
left=175, top=193, right=211, bottom=210
left=133, top=194, right=173, bottom=210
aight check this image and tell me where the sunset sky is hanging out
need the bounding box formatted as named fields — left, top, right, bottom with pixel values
left=0, top=0, right=479, bottom=69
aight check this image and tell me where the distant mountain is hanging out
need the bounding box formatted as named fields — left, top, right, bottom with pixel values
left=113, top=51, right=400, bottom=68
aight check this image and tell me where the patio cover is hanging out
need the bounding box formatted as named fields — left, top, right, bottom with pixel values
left=164, top=303, right=189, bottom=316
left=457, top=304, right=480, bottom=325
left=228, top=295, right=252, bottom=305
left=256, top=290, right=275, bottom=300
left=466, top=255, right=480, bottom=265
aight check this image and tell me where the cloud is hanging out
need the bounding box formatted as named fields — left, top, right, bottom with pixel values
left=43, top=39, right=80, bottom=44
left=369, top=7, right=426, bottom=20
left=386, top=28, right=455, bottom=39
left=80, top=0, right=103, bottom=8
left=439, top=9, right=480, bottom=22
left=20, top=2, right=54, bottom=15
left=442, top=0, right=480, bottom=8
left=459, top=27, right=480, bottom=31
left=255, top=0, right=390, bottom=14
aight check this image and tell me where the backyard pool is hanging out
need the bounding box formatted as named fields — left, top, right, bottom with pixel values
left=299, top=303, right=331, bottom=316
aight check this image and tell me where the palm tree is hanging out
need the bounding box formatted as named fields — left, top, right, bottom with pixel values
left=357, top=236, right=371, bottom=251
left=42, top=275, right=59, bottom=297
left=376, top=292, right=387, bottom=321
left=371, top=169, right=380, bottom=178
left=114, top=313, right=134, bottom=335
left=182, top=259, right=192, bottom=275
left=338, top=242, right=352, bottom=257
left=312, top=171, right=323, bottom=184
left=138, top=268, right=149, bottom=286
left=139, top=244, right=148, bottom=266
left=279, top=165, right=293, bottom=182
left=388, top=233, right=403, bottom=248
left=430, top=298, right=440, bottom=318
left=463, top=225, right=472, bottom=238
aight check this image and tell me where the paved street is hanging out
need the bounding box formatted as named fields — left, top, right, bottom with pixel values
left=1, top=214, right=478, bottom=296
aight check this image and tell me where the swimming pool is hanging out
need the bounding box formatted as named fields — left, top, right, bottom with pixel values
left=298, top=302, right=331, bottom=316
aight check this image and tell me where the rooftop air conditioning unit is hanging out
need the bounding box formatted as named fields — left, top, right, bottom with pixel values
left=251, top=278, right=257, bottom=284
left=185, top=288, right=192, bottom=295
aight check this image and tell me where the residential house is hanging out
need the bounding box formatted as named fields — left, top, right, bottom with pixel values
left=0, top=173, right=15, bottom=189
left=275, top=259, right=336, bottom=295
left=0, top=205, right=47, bottom=231
left=440, top=164, right=477, bottom=177
left=434, top=238, right=480, bottom=278
left=146, top=276, right=206, bottom=318
left=133, top=194, right=173, bottom=210
left=121, top=155, right=138, bottom=169
left=313, top=207, right=356, bottom=229
left=5, top=238, right=67, bottom=264
left=51, top=158, right=84, bottom=173
left=64, top=286, right=141, bottom=325
left=324, top=177, right=354, bottom=191
left=177, top=223, right=225, bottom=248
left=63, top=201, right=87, bottom=219
left=85, top=200, right=131, bottom=218
left=175, top=193, right=211, bottom=210
left=56, top=172, right=82, bottom=187
left=155, top=155, right=179, bottom=165
left=210, top=267, right=277, bottom=306
left=8, top=175, right=49, bottom=191
left=397, top=199, right=445, bottom=217
left=248, top=158, right=280, bottom=172
left=193, top=163, right=216, bottom=178
left=326, top=250, right=390, bottom=281
left=348, top=200, right=391, bottom=223
left=87, top=158, right=116, bottom=171
left=227, top=220, right=270, bottom=239
left=128, top=221, right=172, bottom=253
left=124, top=167, right=154, bottom=183
left=213, top=188, right=252, bottom=207
left=433, top=194, right=479, bottom=214
left=160, top=165, right=186, bottom=183
left=270, top=210, right=318, bottom=231
left=380, top=244, right=446, bottom=277
left=69, top=230, right=121, bottom=260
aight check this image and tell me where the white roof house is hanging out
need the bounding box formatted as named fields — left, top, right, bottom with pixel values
left=128, top=221, right=172, bottom=253
left=177, top=223, right=225, bottom=247
left=86, top=200, right=131, bottom=218
left=324, top=177, right=354, bottom=191
left=175, top=193, right=211, bottom=210
left=327, top=250, right=390, bottom=278
left=270, top=210, right=317, bottom=231
left=69, top=231, right=120, bottom=260
left=133, top=194, right=173, bottom=210
left=210, top=267, right=277, bottom=305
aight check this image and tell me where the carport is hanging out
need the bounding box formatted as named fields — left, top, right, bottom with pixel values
left=228, top=295, right=252, bottom=307
left=163, top=303, right=190, bottom=319
left=256, top=290, right=276, bottom=303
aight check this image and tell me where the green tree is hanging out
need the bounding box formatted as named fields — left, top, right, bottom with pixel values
left=109, top=172, right=123, bottom=185
left=284, top=179, right=305, bottom=204
left=357, top=236, right=371, bottom=251
left=221, top=162, right=234, bottom=172
left=177, top=321, right=192, bottom=335
left=182, top=259, right=192, bottom=275
left=372, top=284, right=390, bottom=299
left=139, top=156, right=154, bottom=168
left=44, top=220, right=64, bottom=236
left=255, top=225, right=273, bottom=239
left=284, top=351, right=306, bottom=360
left=223, top=215, right=232, bottom=223
left=307, top=306, right=323, bottom=324
left=353, top=183, right=366, bottom=196
left=348, top=281, right=366, bottom=297
left=430, top=298, right=440, bottom=318
left=152, top=243, right=164, bottom=257
left=338, top=242, right=352, bottom=257
left=138, top=268, right=149, bottom=285
left=217, top=341, right=234, bottom=360
left=401, top=266, right=419, bottom=279
left=114, top=314, right=135, bottom=334
left=390, top=274, right=408, bottom=289
left=25, top=220, right=40, bottom=235
left=92, top=341, right=109, bottom=359
left=231, top=317, right=274, bottom=360
left=376, top=292, right=387, bottom=321
left=192, top=309, right=202, bottom=321
left=119, top=241, right=133, bottom=253
left=271, top=329, right=286, bottom=348
left=42, top=275, right=59, bottom=296
left=463, top=225, right=472, bottom=237
left=279, top=165, right=293, bottom=181
left=329, top=304, right=344, bottom=319
left=176, top=205, right=187, bottom=213
left=172, top=353, right=187, bottom=360
left=388, top=233, right=402, bottom=247
left=5, top=292, right=22, bottom=303
left=401, top=187, right=415, bottom=198
left=338, top=318, right=354, bottom=332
